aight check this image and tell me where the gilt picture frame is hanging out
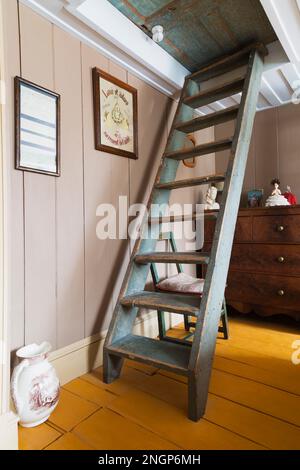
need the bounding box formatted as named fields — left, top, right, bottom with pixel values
left=15, top=77, right=60, bottom=176
left=92, top=68, right=138, bottom=160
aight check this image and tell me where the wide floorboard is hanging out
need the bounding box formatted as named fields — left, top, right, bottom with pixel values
left=19, top=316, right=300, bottom=450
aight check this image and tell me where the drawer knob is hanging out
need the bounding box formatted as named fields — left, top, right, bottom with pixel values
left=276, top=225, right=285, bottom=232
left=277, top=289, right=285, bottom=297
left=277, top=256, right=285, bottom=263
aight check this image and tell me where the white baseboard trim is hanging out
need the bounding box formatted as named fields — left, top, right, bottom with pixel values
left=0, top=411, right=19, bottom=450
left=49, top=311, right=182, bottom=386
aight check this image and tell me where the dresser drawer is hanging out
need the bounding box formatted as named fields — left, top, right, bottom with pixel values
left=226, top=272, right=300, bottom=310
left=253, top=214, right=300, bottom=243
left=204, top=216, right=252, bottom=242
left=229, top=244, right=300, bottom=276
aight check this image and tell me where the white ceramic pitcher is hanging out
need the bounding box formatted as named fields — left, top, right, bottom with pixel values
left=11, top=342, right=60, bottom=428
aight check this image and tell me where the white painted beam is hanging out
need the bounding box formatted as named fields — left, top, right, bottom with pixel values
left=261, top=0, right=300, bottom=74
left=231, top=93, right=242, bottom=105
left=260, top=76, right=283, bottom=106
left=263, top=41, right=289, bottom=72
left=67, top=0, right=188, bottom=89
left=280, top=63, right=300, bottom=89
left=65, top=0, right=86, bottom=6
left=209, top=102, right=226, bottom=112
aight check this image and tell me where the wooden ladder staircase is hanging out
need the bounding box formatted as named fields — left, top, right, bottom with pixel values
left=103, top=43, right=267, bottom=421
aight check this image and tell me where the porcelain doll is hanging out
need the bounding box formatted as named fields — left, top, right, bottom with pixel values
left=265, top=179, right=290, bottom=207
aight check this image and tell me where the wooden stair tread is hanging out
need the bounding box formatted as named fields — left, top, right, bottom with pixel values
left=135, top=252, right=210, bottom=265
left=188, top=42, right=268, bottom=83
left=156, top=174, right=225, bottom=190
left=184, top=77, right=244, bottom=109
left=175, top=105, right=239, bottom=133
left=165, top=138, right=232, bottom=161
left=120, top=291, right=201, bottom=315
left=148, top=212, right=219, bottom=224
left=108, top=334, right=191, bottom=374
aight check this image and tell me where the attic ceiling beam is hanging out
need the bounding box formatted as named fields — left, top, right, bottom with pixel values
left=209, top=101, right=226, bottom=111
left=65, top=0, right=86, bottom=7
left=260, top=76, right=283, bottom=106
left=280, top=63, right=300, bottom=90
left=231, top=93, right=242, bottom=105
left=260, top=0, right=300, bottom=74
left=196, top=106, right=215, bottom=115
left=263, top=41, right=289, bottom=72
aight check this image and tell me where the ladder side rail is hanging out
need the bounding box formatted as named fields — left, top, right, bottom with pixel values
left=187, top=48, right=265, bottom=420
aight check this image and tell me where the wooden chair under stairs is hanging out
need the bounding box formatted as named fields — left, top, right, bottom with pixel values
left=150, top=230, right=229, bottom=343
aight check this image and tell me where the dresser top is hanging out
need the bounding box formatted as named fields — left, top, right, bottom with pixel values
left=238, top=205, right=300, bottom=217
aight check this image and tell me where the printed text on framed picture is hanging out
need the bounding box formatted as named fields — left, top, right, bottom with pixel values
left=92, top=68, right=138, bottom=160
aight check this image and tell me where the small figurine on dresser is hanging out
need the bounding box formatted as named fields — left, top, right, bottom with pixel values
left=265, top=178, right=290, bottom=207
left=204, top=185, right=220, bottom=210
left=283, top=186, right=298, bottom=206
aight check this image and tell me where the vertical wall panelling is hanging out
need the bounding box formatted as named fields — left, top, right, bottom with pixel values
left=214, top=120, right=235, bottom=176
left=169, top=126, right=215, bottom=278
left=53, top=27, right=85, bottom=348
left=254, top=108, right=278, bottom=196
left=213, top=119, right=256, bottom=206
left=242, top=125, right=256, bottom=200
left=7, top=2, right=299, bottom=357
left=81, top=44, right=113, bottom=338
left=127, top=74, right=169, bottom=208
left=127, top=74, right=170, bottom=287
left=19, top=5, right=57, bottom=347
left=277, top=103, right=300, bottom=200
left=7, top=4, right=219, bottom=354
left=3, top=0, right=24, bottom=351
left=216, top=103, right=300, bottom=204
left=107, top=61, right=130, bottom=309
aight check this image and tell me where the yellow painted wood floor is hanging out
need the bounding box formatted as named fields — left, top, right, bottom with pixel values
left=19, top=316, right=300, bottom=450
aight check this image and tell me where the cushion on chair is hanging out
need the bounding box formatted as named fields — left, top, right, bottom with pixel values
left=156, top=272, right=204, bottom=295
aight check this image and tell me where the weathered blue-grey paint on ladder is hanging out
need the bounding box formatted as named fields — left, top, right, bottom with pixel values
left=104, top=43, right=266, bottom=421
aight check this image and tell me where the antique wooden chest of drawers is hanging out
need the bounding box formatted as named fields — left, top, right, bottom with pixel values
left=202, top=205, right=300, bottom=321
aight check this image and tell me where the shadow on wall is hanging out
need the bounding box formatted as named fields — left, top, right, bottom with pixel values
left=87, top=97, right=173, bottom=372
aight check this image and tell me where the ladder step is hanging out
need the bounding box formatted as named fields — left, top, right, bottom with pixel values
left=120, top=291, right=201, bottom=316
left=165, top=138, right=232, bottom=161
left=175, top=105, right=239, bottom=134
left=107, top=334, right=190, bottom=375
left=184, top=78, right=244, bottom=109
left=156, top=174, right=225, bottom=191
left=188, top=42, right=268, bottom=83
left=161, top=336, right=193, bottom=347
left=148, top=212, right=218, bottom=224
left=135, top=252, right=210, bottom=265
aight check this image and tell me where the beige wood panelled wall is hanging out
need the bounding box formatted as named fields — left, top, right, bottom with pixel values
left=215, top=103, right=300, bottom=205
left=4, top=2, right=215, bottom=354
